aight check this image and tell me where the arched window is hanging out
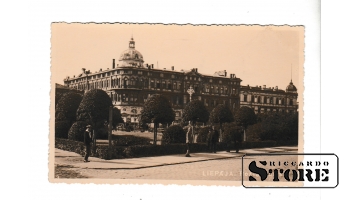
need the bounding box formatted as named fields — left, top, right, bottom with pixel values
left=123, top=78, right=128, bottom=88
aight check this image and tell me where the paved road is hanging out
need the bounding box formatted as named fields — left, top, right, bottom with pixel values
left=56, top=148, right=298, bottom=181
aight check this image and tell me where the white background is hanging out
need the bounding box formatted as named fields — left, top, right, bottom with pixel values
left=0, top=0, right=348, bottom=199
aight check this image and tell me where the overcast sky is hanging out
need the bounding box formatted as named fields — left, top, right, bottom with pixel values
left=51, top=23, right=303, bottom=91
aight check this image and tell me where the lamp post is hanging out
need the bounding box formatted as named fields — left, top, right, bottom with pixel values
left=187, top=86, right=195, bottom=102
left=187, top=86, right=195, bottom=143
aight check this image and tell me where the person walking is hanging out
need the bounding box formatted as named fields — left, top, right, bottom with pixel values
left=185, top=124, right=193, bottom=157
left=84, top=125, right=93, bottom=162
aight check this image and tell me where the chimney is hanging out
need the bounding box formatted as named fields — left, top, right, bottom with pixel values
left=171, top=66, right=174, bottom=71
left=107, top=68, right=109, bottom=70
left=82, top=68, right=86, bottom=74
left=100, top=68, right=102, bottom=72
left=224, top=70, right=227, bottom=77
left=276, top=86, right=278, bottom=90
left=112, top=59, right=115, bottom=69
left=163, top=68, right=166, bottom=70
left=151, top=64, right=154, bottom=69
left=263, top=85, right=266, bottom=89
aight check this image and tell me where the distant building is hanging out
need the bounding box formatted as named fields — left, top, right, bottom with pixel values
left=63, top=38, right=242, bottom=124
left=239, top=80, right=298, bottom=114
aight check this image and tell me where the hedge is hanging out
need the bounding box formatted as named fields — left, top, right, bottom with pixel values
left=56, top=138, right=296, bottom=160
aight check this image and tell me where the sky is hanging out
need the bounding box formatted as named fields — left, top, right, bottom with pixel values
left=51, top=23, right=303, bottom=91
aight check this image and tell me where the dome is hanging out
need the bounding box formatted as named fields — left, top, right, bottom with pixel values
left=286, top=80, right=297, bottom=92
left=118, top=37, right=144, bottom=67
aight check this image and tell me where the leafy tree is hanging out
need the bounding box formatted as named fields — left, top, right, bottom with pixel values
left=55, top=92, right=83, bottom=125
left=55, top=92, right=83, bottom=139
left=161, top=125, right=186, bottom=144
left=112, top=107, right=124, bottom=129
left=223, top=122, right=243, bottom=152
left=182, top=100, right=210, bottom=125
left=140, top=94, right=175, bottom=145
left=209, top=104, right=234, bottom=140
left=246, top=112, right=298, bottom=143
left=76, top=89, right=113, bottom=135
left=235, top=106, right=257, bottom=141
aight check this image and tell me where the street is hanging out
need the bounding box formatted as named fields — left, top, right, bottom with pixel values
left=55, top=146, right=298, bottom=181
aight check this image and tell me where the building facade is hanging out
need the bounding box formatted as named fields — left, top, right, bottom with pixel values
left=239, top=81, right=298, bottom=114
left=63, top=38, right=242, bottom=124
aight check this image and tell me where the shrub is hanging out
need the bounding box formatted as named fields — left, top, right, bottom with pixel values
left=196, top=126, right=210, bottom=143
left=161, top=125, right=186, bottom=144
left=68, top=121, right=88, bottom=142
left=55, top=120, right=71, bottom=139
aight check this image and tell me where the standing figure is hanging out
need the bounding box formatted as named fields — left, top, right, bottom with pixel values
left=185, top=125, right=193, bottom=157
left=207, top=128, right=213, bottom=152
left=84, top=125, right=93, bottom=162
left=211, top=127, right=219, bottom=153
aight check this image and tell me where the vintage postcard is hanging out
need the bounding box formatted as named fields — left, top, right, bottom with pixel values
left=50, top=23, right=304, bottom=186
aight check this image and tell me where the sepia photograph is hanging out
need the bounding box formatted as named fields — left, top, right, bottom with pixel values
left=50, top=23, right=304, bottom=185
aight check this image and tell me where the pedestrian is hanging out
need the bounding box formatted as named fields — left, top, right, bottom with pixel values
left=207, top=128, right=213, bottom=152
left=185, top=124, right=193, bottom=157
left=211, top=127, right=219, bottom=153
left=84, top=125, right=93, bottom=162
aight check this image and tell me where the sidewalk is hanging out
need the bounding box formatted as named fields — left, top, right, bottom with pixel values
left=55, top=146, right=297, bottom=170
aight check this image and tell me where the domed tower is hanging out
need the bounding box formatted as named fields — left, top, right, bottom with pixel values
left=118, top=37, right=144, bottom=67
left=286, top=80, right=297, bottom=93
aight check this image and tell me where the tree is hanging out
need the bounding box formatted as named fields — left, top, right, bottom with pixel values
left=55, top=92, right=83, bottom=139
left=235, top=106, right=257, bottom=141
left=112, top=107, right=124, bottom=129
left=140, top=94, right=175, bottom=145
left=56, top=92, right=83, bottom=124
left=223, top=122, right=243, bottom=152
left=209, top=104, right=234, bottom=141
left=75, top=89, right=113, bottom=142
left=182, top=99, right=209, bottom=125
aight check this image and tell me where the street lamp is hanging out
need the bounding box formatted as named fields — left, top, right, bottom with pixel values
left=187, top=86, right=195, bottom=102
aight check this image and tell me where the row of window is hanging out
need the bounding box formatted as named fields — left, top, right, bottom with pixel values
left=69, top=70, right=240, bottom=85
left=242, top=95, right=294, bottom=105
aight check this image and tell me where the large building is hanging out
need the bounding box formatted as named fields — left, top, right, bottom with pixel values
left=63, top=37, right=242, bottom=124
left=239, top=81, right=298, bottom=114
left=62, top=37, right=298, bottom=124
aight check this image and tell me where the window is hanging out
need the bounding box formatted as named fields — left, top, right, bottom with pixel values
left=156, top=81, right=160, bottom=89
left=162, top=81, right=166, bottom=89
left=138, top=71, right=143, bottom=75
left=168, top=82, right=172, bottom=90
left=289, top=99, right=293, bottom=105
left=173, top=82, right=176, bottom=90
left=160, top=73, right=164, bottom=78
left=244, top=95, right=247, bottom=102
left=150, top=80, right=154, bottom=88
left=258, top=96, right=261, bottom=103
